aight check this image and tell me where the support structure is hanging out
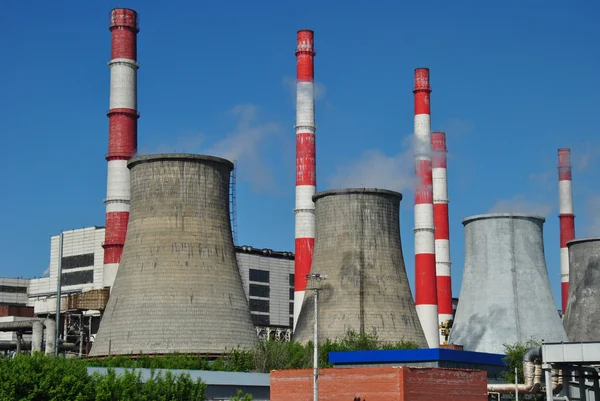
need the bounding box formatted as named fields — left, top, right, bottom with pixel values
left=102, top=8, right=140, bottom=289
left=413, top=68, right=439, bottom=348
left=558, top=148, right=575, bottom=316
left=432, top=132, right=453, bottom=342
left=293, top=29, right=317, bottom=331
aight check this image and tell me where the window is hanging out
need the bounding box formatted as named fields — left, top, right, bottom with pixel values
left=62, top=253, right=94, bottom=270
left=289, top=274, right=294, bottom=287
left=249, top=269, right=269, bottom=283
left=61, top=270, right=94, bottom=286
left=0, top=286, right=27, bottom=294
left=289, top=302, right=294, bottom=315
left=249, top=299, right=269, bottom=313
left=289, top=288, right=294, bottom=300
left=251, top=314, right=270, bottom=326
left=289, top=317, right=294, bottom=327
left=249, top=284, right=270, bottom=298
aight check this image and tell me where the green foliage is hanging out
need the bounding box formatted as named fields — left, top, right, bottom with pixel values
left=0, top=353, right=207, bottom=401
left=500, top=338, right=542, bottom=383
left=86, top=329, right=419, bottom=374
left=230, top=389, right=253, bottom=401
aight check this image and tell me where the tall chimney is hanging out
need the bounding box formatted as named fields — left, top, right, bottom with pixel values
left=558, top=148, right=575, bottom=316
left=102, top=8, right=139, bottom=288
left=431, top=131, right=453, bottom=342
left=293, top=29, right=317, bottom=331
left=413, top=68, right=439, bottom=348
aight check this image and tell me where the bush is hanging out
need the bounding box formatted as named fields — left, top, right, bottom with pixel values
left=0, top=353, right=207, bottom=401
left=500, top=338, right=542, bottom=383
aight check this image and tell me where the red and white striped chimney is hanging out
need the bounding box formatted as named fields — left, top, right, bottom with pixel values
left=413, top=68, right=439, bottom=348
left=293, top=30, right=317, bottom=331
left=558, top=148, right=575, bottom=316
left=102, top=8, right=139, bottom=288
left=431, top=132, right=453, bottom=342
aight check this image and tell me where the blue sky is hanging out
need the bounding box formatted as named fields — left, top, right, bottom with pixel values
left=1, top=1, right=599, bottom=309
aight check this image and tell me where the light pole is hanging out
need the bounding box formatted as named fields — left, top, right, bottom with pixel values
left=307, top=273, right=327, bottom=401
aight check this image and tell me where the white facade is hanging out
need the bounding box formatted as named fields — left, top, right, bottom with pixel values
left=0, top=278, right=30, bottom=306
left=236, top=246, right=295, bottom=328
left=29, top=227, right=106, bottom=315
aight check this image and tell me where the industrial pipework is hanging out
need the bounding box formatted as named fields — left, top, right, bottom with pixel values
left=558, top=148, right=575, bottom=316
left=102, top=8, right=140, bottom=288
left=431, top=131, right=453, bottom=343
left=487, top=347, right=561, bottom=395
left=413, top=68, right=439, bottom=348
left=293, top=29, right=317, bottom=332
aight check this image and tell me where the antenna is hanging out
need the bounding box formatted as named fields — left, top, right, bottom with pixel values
left=230, top=160, right=238, bottom=245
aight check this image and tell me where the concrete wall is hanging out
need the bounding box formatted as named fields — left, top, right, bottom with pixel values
left=450, top=213, right=567, bottom=354
left=270, top=366, right=488, bottom=401
left=294, top=189, right=427, bottom=347
left=563, top=238, right=600, bottom=341
left=90, top=154, right=258, bottom=356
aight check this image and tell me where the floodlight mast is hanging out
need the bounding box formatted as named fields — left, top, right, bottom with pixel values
left=307, top=273, right=327, bottom=401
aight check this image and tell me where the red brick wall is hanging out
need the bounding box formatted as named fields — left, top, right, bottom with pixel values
left=402, top=367, right=487, bottom=401
left=0, top=305, right=35, bottom=318
left=270, top=366, right=487, bottom=401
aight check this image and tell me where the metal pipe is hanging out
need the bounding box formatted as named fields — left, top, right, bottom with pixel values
left=488, top=347, right=543, bottom=393
left=313, top=287, right=318, bottom=401
left=44, top=319, right=56, bottom=356
left=55, top=232, right=63, bottom=355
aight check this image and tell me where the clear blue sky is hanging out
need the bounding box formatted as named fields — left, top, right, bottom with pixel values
left=1, top=1, right=599, bottom=309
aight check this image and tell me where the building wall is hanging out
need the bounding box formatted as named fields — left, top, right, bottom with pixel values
left=270, top=366, right=488, bottom=401
left=0, top=278, right=30, bottom=306
left=236, top=247, right=295, bottom=328
left=29, top=227, right=106, bottom=315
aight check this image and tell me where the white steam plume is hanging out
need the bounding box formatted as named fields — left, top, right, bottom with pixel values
left=487, top=194, right=553, bottom=217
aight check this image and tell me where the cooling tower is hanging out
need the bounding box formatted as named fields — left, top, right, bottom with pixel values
left=90, top=154, right=257, bottom=356
left=449, top=213, right=567, bottom=354
left=563, top=238, right=600, bottom=341
left=293, top=189, right=428, bottom=347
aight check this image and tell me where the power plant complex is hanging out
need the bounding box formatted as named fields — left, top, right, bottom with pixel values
left=2, top=6, right=600, bottom=401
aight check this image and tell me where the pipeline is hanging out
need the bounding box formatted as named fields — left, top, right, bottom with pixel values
left=487, top=347, right=562, bottom=394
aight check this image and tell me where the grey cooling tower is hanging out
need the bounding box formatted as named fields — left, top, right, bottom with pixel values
left=90, top=154, right=257, bottom=356
left=563, top=238, right=600, bottom=341
left=293, top=189, right=428, bottom=347
left=449, top=213, right=567, bottom=354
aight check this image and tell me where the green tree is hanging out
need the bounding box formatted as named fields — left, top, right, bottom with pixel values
left=500, top=338, right=542, bottom=383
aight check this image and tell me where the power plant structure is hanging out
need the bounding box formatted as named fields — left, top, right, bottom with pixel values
left=558, top=148, right=576, bottom=317
left=293, top=29, right=317, bottom=332
left=102, top=8, right=140, bottom=289
left=563, top=238, right=600, bottom=342
left=449, top=213, right=568, bottom=354
left=413, top=68, right=439, bottom=348
left=90, top=154, right=258, bottom=356
left=293, top=189, right=428, bottom=347
left=431, top=131, right=453, bottom=344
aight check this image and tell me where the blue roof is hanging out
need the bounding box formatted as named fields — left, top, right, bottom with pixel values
left=328, top=348, right=506, bottom=367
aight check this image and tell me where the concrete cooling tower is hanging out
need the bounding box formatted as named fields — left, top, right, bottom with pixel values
left=90, top=154, right=257, bottom=356
left=293, top=189, right=428, bottom=347
left=563, top=238, right=600, bottom=341
left=449, top=213, right=567, bottom=354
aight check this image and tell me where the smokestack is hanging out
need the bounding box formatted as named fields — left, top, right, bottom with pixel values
left=413, top=68, right=439, bottom=348
left=431, top=132, right=453, bottom=341
left=558, top=148, right=575, bottom=316
left=102, top=8, right=139, bottom=288
left=293, top=189, right=428, bottom=348
left=293, top=29, right=317, bottom=331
